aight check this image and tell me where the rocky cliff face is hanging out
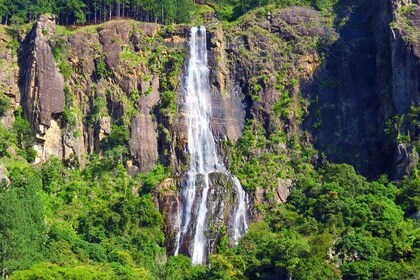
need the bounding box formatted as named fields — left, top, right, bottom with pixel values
left=4, top=0, right=418, bottom=260
left=19, top=16, right=65, bottom=161
left=17, top=17, right=188, bottom=168
left=16, top=16, right=248, bottom=171
left=15, top=3, right=417, bottom=178
left=389, top=0, right=420, bottom=178
left=13, top=15, right=250, bottom=258
left=303, top=1, right=390, bottom=177
left=0, top=26, right=20, bottom=129
left=303, top=0, right=419, bottom=179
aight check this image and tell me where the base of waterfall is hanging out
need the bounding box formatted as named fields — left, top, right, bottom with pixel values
left=156, top=172, right=251, bottom=263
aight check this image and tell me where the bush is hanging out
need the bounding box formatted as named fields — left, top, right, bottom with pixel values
left=0, top=93, right=11, bottom=116
left=138, top=164, right=170, bottom=194
left=95, top=57, right=107, bottom=78
left=101, top=125, right=130, bottom=159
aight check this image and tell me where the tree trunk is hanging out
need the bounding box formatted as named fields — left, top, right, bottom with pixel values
left=161, top=4, right=164, bottom=24
left=109, top=4, right=112, bottom=21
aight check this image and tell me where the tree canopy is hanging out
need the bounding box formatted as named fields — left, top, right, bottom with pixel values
left=0, top=0, right=194, bottom=25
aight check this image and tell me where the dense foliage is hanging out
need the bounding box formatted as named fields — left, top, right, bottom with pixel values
left=216, top=0, right=337, bottom=21
left=0, top=0, right=340, bottom=25
left=0, top=0, right=194, bottom=25
left=0, top=0, right=419, bottom=279
left=1, top=116, right=419, bottom=279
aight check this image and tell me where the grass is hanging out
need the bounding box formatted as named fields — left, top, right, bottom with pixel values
left=56, top=24, right=100, bottom=36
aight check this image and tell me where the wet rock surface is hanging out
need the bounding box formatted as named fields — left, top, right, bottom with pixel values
left=157, top=172, right=252, bottom=259
left=393, top=143, right=419, bottom=179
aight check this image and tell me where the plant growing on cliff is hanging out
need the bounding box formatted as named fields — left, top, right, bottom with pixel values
left=52, top=39, right=72, bottom=80
left=90, top=95, right=108, bottom=124
left=273, top=90, right=293, bottom=119
left=160, top=91, right=177, bottom=121
left=0, top=107, right=35, bottom=162
left=95, top=57, right=108, bottom=79
left=13, top=109, right=37, bottom=162
left=137, top=164, right=170, bottom=194
left=392, top=4, right=420, bottom=46
left=410, top=105, right=420, bottom=128
left=101, top=124, right=130, bottom=163
left=385, top=115, right=411, bottom=143
left=62, top=86, right=78, bottom=129
left=0, top=93, right=11, bottom=116
left=0, top=123, right=17, bottom=158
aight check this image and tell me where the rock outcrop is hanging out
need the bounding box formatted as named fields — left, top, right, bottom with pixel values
left=207, top=26, right=246, bottom=142
left=129, top=76, right=160, bottom=173
left=16, top=17, right=248, bottom=173
left=20, top=15, right=65, bottom=161
left=0, top=26, right=20, bottom=128
left=304, top=0, right=419, bottom=179
left=388, top=0, right=420, bottom=178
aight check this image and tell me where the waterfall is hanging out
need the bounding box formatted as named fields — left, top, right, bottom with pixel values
left=174, top=26, right=248, bottom=265
left=232, top=177, right=248, bottom=243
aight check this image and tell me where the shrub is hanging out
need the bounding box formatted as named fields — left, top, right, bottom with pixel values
left=0, top=93, right=11, bottom=116
left=95, top=57, right=107, bottom=78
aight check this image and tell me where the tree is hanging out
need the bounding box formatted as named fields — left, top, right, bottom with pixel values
left=0, top=164, right=45, bottom=278
left=66, top=0, right=86, bottom=24
left=397, top=177, right=420, bottom=216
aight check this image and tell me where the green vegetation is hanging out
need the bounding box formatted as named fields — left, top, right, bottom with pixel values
left=0, top=93, right=11, bottom=116
left=384, top=113, right=418, bottom=144
left=95, top=56, right=107, bottom=78
left=160, top=91, right=177, bottom=119
left=0, top=108, right=36, bottom=162
left=196, top=164, right=420, bottom=280
left=391, top=4, right=420, bottom=46
left=0, top=1, right=419, bottom=279
left=0, top=0, right=341, bottom=26
left=51, top=38, right=73, bottom=80
left=0, top=154, right=168, bottom=279
left=137, top=164, right=170, bottom=194
left=217, top=0, right=338, bottom=21
left=101, top=124, right=130, bottom=162
left=0, top=162, right=45, bottom=277
left=62, top=86, right=78, bottom=129
left=90, top=95, right=108, bottom=125
left=0, top=0, right=194, bottom=25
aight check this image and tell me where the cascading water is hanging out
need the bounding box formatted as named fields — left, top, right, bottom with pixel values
left=232, top=177, right=248, bottom=243
left=174, top=26, right=248, bottom=265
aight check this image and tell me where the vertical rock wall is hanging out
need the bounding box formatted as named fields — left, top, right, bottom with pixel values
left=306, top=0, right=419, bottom=179
left=19, top=15, right=65, bottom=161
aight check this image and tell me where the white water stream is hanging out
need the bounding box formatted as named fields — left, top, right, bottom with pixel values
left=174, top=26, right=248, bottom=265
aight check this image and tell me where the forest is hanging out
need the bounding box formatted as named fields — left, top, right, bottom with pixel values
left=0, top=0, right=419, bottom=279
left=0, top=0, right=337, bottom=25
left=0, top=120, right=419, bottom=279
